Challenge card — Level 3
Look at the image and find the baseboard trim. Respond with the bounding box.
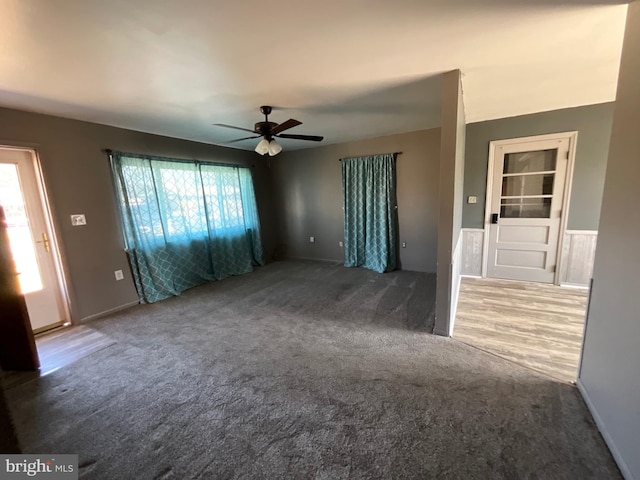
[560,283,590,289]
[433,328,450,337]
[33,321,65,335]
[78,300,140,323]
[280,255,342,264]
[576,379,633,480]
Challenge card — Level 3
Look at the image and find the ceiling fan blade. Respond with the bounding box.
[224,136,261,144]
[270,119,302,135]
[277,133,324,142]
[213,123,258,134]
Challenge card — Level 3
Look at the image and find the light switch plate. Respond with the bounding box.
[467,196,478,204]
[309,236,315,243]
[71,214,87,226]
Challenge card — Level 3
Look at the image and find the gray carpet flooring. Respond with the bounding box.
[5,260,620,479]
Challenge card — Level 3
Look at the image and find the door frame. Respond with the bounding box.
[481,131,578,285]
[0,144,72,330]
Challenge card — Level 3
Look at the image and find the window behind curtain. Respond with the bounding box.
[341,153,397,273]
[111,152,263,303]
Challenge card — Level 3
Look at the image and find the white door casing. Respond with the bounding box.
[0,147,68,331]
[483,133,576,284]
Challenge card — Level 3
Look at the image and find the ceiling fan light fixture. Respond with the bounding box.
[268,139,283,156]
[255,138,270,155]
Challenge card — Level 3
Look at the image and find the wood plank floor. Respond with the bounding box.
[453,277,588,383]
[2,325,116,389]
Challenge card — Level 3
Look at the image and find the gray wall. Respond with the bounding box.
[434,70,466,336]
[463,103,615,230]
[453,80,466,253]
[0,107,277,322]
[271,129,441,272]
[579,3,640,479]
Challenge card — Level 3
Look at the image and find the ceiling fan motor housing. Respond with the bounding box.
[255,121,277,137]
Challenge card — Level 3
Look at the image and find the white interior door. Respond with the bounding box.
[486,137,570,283]
[0,148,67,332]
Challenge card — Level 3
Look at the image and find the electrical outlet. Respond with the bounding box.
[71,214,87,226]
[309,236,315,243]
[339,241,343,247]
[467,196,478,204]
[114,270,124,281]
[402,242,407,248]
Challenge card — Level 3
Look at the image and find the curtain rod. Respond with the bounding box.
[102,149,255,168]
[338,151,403,161]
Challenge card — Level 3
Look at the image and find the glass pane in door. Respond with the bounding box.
[503,149,557,174]
[500,198,552,218]
[502,173,555,196]
[500,148,558,219]
[0,164,43,293]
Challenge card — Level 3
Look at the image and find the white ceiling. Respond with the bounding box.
[0,0,629,150]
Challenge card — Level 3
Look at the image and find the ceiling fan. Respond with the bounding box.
[213,106,324,156]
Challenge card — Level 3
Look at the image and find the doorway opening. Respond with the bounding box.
[454,132,593,383]
[0,146,69,334]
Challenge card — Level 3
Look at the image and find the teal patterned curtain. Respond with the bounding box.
[111,152,264,303]
[341,153,397,273]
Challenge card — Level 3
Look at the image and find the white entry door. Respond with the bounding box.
[0,147,68,332]
[486,135,572,283]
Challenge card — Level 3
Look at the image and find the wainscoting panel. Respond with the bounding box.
[460,229,484,277]
[461,228,597,287]
[559,231,598,287]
